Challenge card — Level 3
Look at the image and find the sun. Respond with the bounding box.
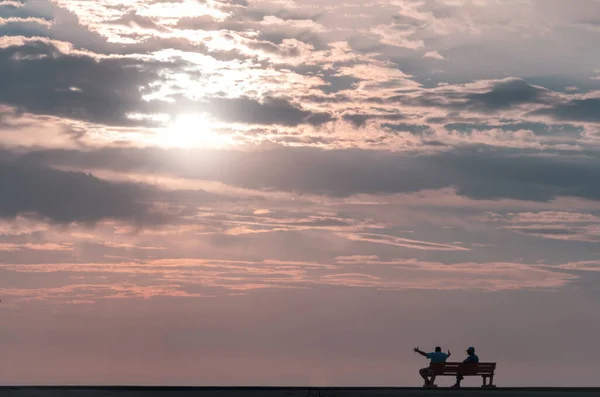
[158,114,229,148]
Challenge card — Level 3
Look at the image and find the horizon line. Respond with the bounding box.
[2,386,600,391]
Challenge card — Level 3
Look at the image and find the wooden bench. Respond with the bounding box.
[428,362,497,388]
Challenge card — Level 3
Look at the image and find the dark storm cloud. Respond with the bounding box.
[22,146,446,197]
[0,150,236,224]
[20,145,600,202]
[381,123,431,134]
[465,79,552,111]
[203,96,335,126]
[0,156,155,224]
[342,113,406,127]
[390,79,555,113]
[523,75,600,94]
[0,39,162,126]
[531,98,600,122]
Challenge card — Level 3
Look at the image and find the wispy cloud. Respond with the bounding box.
[0,243,72,251]
[337,232,469,251]
[554,261,600,272]
[488,211,600,242]
[0,255,579,304]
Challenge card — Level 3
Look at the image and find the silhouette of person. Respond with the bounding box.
[452,346,479,388]
[413,346,451,386]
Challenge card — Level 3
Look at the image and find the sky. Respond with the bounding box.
[1,0,600,387]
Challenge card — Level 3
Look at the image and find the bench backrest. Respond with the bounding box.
[430,362,496,375]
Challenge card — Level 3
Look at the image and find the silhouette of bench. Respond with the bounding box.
[429,362,497,388]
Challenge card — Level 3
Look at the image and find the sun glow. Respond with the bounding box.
[158,114,230,148]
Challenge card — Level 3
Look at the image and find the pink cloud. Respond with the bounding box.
[553,261,600,272]
[423,50,444,60]
[0,243,73,251]
[0,17,52,27]
[0,255,578,304]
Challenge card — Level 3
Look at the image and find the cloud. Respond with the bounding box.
[335,255,381,265]
[337,232,469,251]
[0,158,166,224]
[371,22,425,49]
[0,149,244,225]
[0,255,578,303]
[423,50,444,60]
[0,38,162,126]
[502,211,600,224]
[555,261,600,272]
[19,145,600,203]
[203,96,334,126]
[0,242,72,251]
[0,259,321,303]
[190,209,385,236]
[385,78,557,119]
[0,17,52,27]
[342,112,406,128]
[532,98,600,122]
[105,12,166,31]
[0,1,26,7]
[489,210,600,242]
[444,122,584,137]
[0,283,206,303]
[465,79,553,111]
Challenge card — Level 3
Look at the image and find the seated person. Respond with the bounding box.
[452,346,479,388]
[413,346,450,386]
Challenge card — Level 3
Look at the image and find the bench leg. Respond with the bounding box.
[481,375,496,389]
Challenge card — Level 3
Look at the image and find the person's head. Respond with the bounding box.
[466,346,475,355]
[435,346,442,352]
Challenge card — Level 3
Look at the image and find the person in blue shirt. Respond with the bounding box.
[413,346,451,386]
[452,346,479,388]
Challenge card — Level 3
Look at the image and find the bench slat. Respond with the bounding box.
[429,362,497,377]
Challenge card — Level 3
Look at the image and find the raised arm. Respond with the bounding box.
[413,347,427,357]
[447,350,451,358]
